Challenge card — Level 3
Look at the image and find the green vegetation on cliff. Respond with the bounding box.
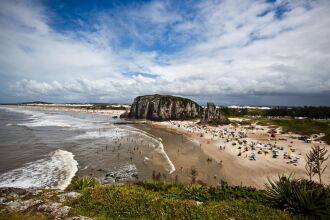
[130,94,204,120]
[66,180,298,220]
[135,94,200,107]
[130,94,231,123]
[2,175,329,219]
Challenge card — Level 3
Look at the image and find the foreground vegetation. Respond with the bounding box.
[66,181,296,220]
[8,146,325,219]
[62,177,319,219]
[265,175,330,219]
[64,168,330,220]
[1,175,329,219]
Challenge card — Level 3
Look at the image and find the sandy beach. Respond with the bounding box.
[149,120,330,188]
[15,104,127,118]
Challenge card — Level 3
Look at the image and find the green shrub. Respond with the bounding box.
[66,176,101,191]
[265,174,330,219]
[136,181,267,202]
[208,185,267,202]
[183,184,210,201]
[136,181,182,192]
[205,200,295,220]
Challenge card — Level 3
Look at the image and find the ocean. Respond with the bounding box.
[0,106,175,190]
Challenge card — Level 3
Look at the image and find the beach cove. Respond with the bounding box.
[2,104,329,189]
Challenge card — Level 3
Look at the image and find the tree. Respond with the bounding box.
[305,145,329,184]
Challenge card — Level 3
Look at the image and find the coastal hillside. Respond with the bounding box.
[128,94,229,124]
[1,176,329,219]
[0,180,296,220]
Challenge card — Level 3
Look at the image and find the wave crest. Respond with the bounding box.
[0,149,78,190]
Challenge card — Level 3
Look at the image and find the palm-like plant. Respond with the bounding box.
[265,174,330,219]
[67,176,101,191]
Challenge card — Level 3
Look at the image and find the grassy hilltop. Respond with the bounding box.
[1,175,329,219]
[65,181,294,220]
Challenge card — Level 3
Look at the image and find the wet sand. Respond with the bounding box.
[73,128,176,183]
[134,123,225,185]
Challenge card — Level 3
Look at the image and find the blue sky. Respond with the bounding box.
[0,0,329,105]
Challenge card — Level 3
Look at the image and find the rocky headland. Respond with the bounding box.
[127,94,229,124]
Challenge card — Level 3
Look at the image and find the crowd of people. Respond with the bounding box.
[167,120,302,166]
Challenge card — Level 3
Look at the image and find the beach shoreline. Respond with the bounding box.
[6,104,127,118]
[4,104,330,189]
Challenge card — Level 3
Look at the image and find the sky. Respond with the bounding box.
[0,0,329,106]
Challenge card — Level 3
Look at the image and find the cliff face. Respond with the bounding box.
[129,94,202,121]
[202,102,230,125]
[128,94,229,124]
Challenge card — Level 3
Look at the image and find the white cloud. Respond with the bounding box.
[0,0,330,104]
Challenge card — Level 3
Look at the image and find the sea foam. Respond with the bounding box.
[19,119,72,128]
[73,128,128,140]
[1,106,89,128]
[0,149,78,190]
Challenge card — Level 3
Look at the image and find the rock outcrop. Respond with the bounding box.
[202,102,230,125]
[127,94,229,124]
[129,94,202,121]
[0,187,87,220]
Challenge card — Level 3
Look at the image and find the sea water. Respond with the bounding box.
[0,106,174,189]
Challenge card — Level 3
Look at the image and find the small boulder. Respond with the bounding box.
[57,192,81,203]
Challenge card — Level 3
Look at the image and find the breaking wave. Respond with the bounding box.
[1,106,96,128]
[0,149,78,190]
[73,128,128,140]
